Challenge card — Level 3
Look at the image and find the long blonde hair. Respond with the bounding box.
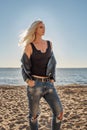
[18,20,43,47]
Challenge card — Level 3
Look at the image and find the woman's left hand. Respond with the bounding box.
[50,79,54,83]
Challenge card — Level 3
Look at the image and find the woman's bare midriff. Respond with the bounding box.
[32,75,49,79]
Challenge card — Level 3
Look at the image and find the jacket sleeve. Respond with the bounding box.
[46,51,57,81]
[20,52,33,82]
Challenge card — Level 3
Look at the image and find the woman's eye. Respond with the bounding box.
[40,26,44,28]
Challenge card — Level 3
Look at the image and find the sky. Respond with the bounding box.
[0,0,87,68]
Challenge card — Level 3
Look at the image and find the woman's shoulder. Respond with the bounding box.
[46,40,52,49]
[23,43,32,58]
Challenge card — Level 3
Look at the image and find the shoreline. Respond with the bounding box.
[0,83,87,87]
[0,84,87,130]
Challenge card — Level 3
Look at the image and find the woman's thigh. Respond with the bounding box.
[43,81,63,116]
[26,80,42,115]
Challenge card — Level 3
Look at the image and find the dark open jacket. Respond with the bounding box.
[21,51,56,82]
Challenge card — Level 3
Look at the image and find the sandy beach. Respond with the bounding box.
[0,84,87,130]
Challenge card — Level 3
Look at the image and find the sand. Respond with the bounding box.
[0,84,87,130]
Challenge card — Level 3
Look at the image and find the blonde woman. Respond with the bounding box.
[19,20,63,130]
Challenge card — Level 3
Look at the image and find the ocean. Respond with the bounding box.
[0,68,87,86]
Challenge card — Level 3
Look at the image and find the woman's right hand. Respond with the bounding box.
[27,80,36,87]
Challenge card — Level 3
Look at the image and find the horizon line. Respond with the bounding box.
[0,67,87,69]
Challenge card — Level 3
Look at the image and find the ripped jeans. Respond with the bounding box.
[27,80,63,130]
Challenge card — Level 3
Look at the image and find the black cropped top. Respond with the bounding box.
[30,40,51,76]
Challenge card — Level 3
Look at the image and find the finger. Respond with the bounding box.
[31,83,35,87]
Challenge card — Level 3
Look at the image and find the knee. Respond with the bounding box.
[29,114,39,123]
[57,111,63,120]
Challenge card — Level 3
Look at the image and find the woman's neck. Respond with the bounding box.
[34,35,43,44]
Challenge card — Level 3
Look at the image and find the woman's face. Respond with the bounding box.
[36,22,45,36]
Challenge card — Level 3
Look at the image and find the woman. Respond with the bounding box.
[19,20,63,130]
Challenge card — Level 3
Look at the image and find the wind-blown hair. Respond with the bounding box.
[18,20,43,47]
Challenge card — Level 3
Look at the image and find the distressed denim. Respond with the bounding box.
[26,80,63,130]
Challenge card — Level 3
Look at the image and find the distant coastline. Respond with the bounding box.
[0,67,87,69]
